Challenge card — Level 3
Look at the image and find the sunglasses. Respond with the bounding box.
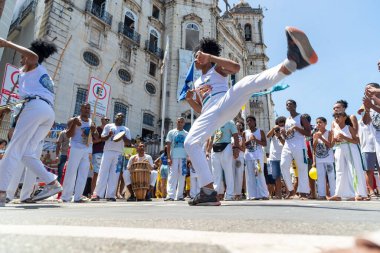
[102,118,110,122]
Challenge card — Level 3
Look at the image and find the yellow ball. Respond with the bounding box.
[309,167,318,180]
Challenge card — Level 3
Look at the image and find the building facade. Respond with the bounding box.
[0,0,274,147]
[0,0,17,60]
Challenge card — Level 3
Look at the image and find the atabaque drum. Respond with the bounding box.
[130,162,151,200]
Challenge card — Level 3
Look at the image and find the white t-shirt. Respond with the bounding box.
[166,129,188,159]
[269,137,283,161]
[359,119,376,152]
[370,110,380,142]
[127,154,154,169]
[70,118,92,152]
[193,65,228,102]
[19,64,55,105]
[102,123,131,153]
[314,130,334,163]
[284,114,306,148]
[244,128,263,161]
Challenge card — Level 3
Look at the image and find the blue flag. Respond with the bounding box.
[178,61,195,101]
[251,83,290,97]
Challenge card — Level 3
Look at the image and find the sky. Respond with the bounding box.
[219,0,380,126]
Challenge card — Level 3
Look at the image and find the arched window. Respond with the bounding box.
[149,28,160,50]
[185,23,200,51]
[244,24,252,41]
[124,10,136,30]
[143,113,154,127]
[113,102,128,125]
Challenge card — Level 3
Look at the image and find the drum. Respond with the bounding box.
[113,131,125,142]
[130,162,151,200]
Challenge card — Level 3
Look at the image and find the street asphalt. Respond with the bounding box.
[0,198,379,253]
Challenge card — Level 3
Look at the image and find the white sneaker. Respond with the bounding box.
[0,192,6,207]
[32,182,62,201]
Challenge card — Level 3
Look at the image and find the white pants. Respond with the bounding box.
[123,169,157,187]
[0,100,56,191]
[94,150,121,198]
[234,153,245,195]
[334,144,367,198]
[316,162,336,197]
[167,158,186,200]
[184,64,286,188]
[61,147,90,202]
[190,175,201,198]
[6,141,44,201]
[245,158,269,199]
[211,144,234,199]
[280,145,310,193]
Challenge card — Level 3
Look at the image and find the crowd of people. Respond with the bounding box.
[0,26,379,206]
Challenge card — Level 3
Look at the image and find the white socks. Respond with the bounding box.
[283,59,297,73]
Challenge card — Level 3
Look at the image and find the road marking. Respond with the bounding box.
[0,225,354,253]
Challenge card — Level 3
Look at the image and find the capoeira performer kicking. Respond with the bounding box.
[184,27,318,206]
[0,38,62,206]
[91,113,131,201]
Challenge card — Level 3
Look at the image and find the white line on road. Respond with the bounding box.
[0,225,354,253]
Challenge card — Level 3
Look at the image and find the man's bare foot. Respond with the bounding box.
[328,195,342,201]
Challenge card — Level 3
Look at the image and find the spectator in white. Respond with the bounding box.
[243,115,269,200]
[61,103,97,203]
[280,99,311,200]
[165,117,188,201]
[91,116,109,195]
[267,116,286,199]
[123,142,158,201]
[233,121,245,200]
[209,120,239,201]
[91,113,131,201]
[56,128,70,183]
[332,100,359,134]
[358,105,378,198]
[312,117,335,200]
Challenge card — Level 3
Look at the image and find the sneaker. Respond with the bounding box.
[127,196,136,202]
[20,198,36,204]
[176,198,185,201]
[5,198,11,203]
[285,26,318,69]
[164,197,174,201]
[74,197,88,203]
[188,187,221,206]
[32,181,62,201]
[106,198,116,202]
[0,192,6,207]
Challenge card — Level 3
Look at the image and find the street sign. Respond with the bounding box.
[87,77,111,118]
[1,64,20,106]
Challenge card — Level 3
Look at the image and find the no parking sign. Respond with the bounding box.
[1,64,20,106]
[87,77,111,118]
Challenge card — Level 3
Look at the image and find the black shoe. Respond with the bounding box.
[127,196,136,202]
[5,198,11,203]
[91,195,100,201]
[285,26,318,69]
[176,198,185,201]
[20,198,36,203]
[145,197,152,201]
[164,197,174,201]
[106,198,116,202]
[188,187,221,206]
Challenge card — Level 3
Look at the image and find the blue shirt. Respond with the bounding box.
[213,120,237,144]
[161,153,168,165]
[166,129,188,159]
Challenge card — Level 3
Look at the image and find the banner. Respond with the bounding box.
[87,77,111,118]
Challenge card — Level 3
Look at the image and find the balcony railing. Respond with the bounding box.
[145,40,163,59]
[85,0,113,26]
[118,22,141,46]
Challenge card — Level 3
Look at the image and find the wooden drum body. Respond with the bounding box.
[130,162,151,200]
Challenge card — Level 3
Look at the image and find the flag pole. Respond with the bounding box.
[160,37,169,150]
